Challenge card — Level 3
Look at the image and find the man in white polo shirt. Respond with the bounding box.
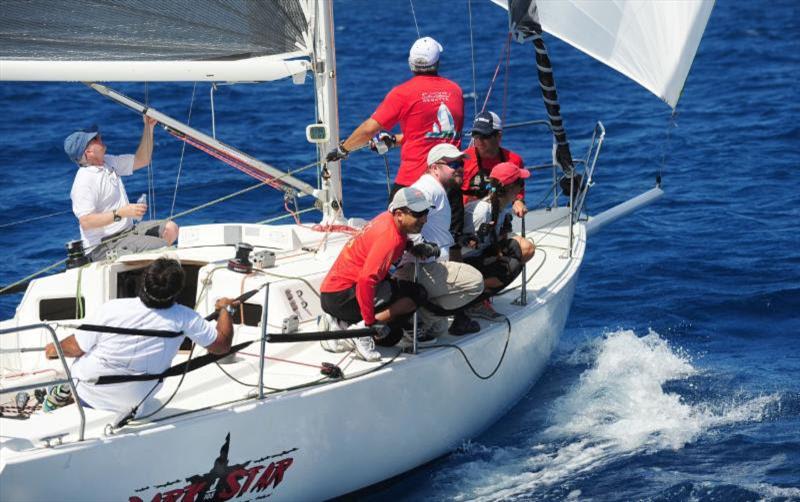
[393,143,484,338]
[65,117,179,261]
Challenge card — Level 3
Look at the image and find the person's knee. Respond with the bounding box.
[161,221,179,245]
[515,236,535,262]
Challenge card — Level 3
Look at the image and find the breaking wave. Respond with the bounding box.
[431,330,780,501]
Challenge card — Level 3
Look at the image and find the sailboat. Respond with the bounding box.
[0,1,714,500]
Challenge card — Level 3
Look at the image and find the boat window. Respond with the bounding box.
[116,264,201,308]
[39,297,86,321]
[234,303,263,327]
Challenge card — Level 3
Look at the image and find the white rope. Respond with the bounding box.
[144,82,156,220]
[409,0,421,38]
[468,0,478,116]
[169,82,198,219]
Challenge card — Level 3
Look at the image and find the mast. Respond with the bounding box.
[314,0,345,223]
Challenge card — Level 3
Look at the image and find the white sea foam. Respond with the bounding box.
[434,329,780,502]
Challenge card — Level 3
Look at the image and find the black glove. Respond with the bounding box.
[458,233,480,248]
[369,131,396,155]
[408,241,440,259]
[325,142,349,162]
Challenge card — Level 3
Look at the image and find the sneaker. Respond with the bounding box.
[467,299,503,321]
[344,336,381,362]
[342,321,381,362]
[448,312,481,336]
[318,313,350,353]
[400,324,439,348]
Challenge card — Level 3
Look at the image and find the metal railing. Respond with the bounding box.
[0,323,86,442]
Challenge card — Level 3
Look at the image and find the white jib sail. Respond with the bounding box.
[494,0,715,108]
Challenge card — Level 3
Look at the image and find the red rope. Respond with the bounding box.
[481,32,513,114]
[168,130,285,191]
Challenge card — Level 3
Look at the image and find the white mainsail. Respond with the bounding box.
[0,0,312,82]
[494,0,715,108]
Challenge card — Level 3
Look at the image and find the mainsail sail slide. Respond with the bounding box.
[0,0,311,82]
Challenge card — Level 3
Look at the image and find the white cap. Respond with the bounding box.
[408,37,443,70]
[427,143,467,166]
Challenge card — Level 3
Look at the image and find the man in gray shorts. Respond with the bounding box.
[65,117,179,261]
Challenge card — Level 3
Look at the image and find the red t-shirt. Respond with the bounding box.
[320,211,406,325]
[461,146,526,203]
[372,75,464,186]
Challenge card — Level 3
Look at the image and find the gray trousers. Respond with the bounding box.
[90,220,169,261]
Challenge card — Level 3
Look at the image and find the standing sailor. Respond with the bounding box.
[65,116,179,261]
[327,37,464,198]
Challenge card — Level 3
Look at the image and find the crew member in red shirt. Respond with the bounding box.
[319,187,432,360]
[462,111,527,217]
[326,37,464,198]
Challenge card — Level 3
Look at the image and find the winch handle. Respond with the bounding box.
[205,288,261,321]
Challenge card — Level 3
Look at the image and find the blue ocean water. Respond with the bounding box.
[1,1,798,500]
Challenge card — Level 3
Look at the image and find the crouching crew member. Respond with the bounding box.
[393,144,485,339]
[319,188,430,361]
[462,162,536,300]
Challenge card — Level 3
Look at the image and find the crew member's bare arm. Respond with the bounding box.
[133,117,158,169]
[204,298,236,354]
[78,203,147,229]
[45,335,85,359]
[341,118,383,152]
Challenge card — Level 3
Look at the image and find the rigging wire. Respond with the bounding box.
[169,82,198,219]
[0,210,71,229]
[408,0,421,38]
[144,82,155,220]
[481,34,512,114]
[467,0,478,116]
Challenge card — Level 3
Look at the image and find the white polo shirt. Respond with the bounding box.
[400,173,455,265]
[70,297,218,415]
[70,154,135,249]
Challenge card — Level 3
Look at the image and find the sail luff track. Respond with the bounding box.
[87,83,318,199]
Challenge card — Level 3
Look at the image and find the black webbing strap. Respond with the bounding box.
[94,340,254,385]
[266,328,376,343]
[76,324,183,338]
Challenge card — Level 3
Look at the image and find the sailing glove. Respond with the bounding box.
[326,142,349,162]
[369,131,397,155]
[408,241,441,259]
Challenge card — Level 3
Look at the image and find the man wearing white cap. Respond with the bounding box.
[327,36,464,197]
[392,144,484,338]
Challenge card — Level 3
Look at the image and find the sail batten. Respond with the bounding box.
[0,0,312,82]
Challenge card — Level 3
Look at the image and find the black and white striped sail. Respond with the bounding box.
[494,0,715,108]
[0,0,313,82]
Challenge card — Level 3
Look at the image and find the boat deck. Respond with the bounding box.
[0,207,582,455]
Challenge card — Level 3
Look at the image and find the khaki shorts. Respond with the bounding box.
[393,260,484,333]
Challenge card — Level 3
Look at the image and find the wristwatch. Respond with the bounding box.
[112,209,121,222]
[225,304,237,315]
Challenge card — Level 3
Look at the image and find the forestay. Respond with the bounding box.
[0,0,313,82]
[493,0,715,108]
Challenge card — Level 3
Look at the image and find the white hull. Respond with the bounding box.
[1,209,584,501]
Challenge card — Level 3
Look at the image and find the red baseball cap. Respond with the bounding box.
[490,162,530,186]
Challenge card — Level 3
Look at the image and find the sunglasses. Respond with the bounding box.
[472,132,497,140]
[405,208,429,218]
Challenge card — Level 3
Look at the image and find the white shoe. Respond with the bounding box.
[343,321,381,361]
[318,314,350,353]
